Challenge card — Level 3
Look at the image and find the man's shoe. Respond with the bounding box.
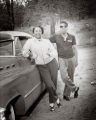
[57,103,62,108]
[63,96,70,101]
[56,98,61,108]
[74,87,79,98]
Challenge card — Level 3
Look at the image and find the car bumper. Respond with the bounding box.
[0,107,6,120]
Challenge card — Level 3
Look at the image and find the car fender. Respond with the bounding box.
[6,95,25,115]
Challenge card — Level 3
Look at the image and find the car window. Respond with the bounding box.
[19,36,30,47]
[0,41,13,56]
[15,37,22,56]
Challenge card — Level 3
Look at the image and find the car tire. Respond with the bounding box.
[7,105,16,120]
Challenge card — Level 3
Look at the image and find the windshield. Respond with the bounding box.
[0,41,13,56]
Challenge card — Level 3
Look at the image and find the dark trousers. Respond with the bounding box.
[37,59,58,103]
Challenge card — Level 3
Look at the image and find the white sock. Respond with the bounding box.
[56,98,60,104]
[49,103,54,107]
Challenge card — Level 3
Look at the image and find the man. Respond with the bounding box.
[22,26,61,111]
[50,21,79,101]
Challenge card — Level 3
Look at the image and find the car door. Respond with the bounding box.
[14,36,44,111]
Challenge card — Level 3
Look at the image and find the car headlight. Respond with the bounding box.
[0,107,6,120]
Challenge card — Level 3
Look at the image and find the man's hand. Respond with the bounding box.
[75,60,78,67]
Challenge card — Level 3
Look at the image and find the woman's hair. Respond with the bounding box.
[32,26,44,34]
[60,21,68,28]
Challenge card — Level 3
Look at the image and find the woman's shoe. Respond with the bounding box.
[50,106,55,112]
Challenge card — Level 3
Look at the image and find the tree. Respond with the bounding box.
[2,0,15,30]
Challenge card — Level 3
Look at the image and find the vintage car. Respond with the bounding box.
[0,31,45,120]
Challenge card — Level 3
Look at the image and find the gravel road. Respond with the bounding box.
[20,46,96,120]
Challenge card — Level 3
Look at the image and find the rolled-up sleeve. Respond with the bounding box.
[50,35,56,43]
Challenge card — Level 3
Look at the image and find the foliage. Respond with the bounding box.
[0,0,96,30]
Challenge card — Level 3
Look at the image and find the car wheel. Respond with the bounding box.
[7,105,16,120]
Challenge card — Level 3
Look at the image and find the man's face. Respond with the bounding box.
[60,23,68,34]
[34,27,42,39]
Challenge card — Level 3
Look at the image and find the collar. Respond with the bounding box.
[61,33,68,41]
[33,37,43,42]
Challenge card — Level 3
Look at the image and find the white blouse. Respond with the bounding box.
[22,37,58,65]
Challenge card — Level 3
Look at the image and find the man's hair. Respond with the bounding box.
[32,26,44,34]
[60,21,68,28]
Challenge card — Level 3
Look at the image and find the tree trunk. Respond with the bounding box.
[11,0,15,30]
[50,14,55,35]
[5,0,14,30]
[6,0,11,17]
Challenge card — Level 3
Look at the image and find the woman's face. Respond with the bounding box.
[34,27,42,39]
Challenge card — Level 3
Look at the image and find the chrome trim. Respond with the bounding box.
[0,56,15,57]
[0,107,6,120]
[24,82,41,98]
[13,41,15,56]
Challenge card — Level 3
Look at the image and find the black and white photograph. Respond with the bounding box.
[0,0,96,120]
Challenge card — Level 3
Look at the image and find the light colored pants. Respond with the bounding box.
[59,56,76,97]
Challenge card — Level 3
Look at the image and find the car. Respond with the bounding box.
[0,31,45,120]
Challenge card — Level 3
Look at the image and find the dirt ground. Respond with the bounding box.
[22,46,96,120]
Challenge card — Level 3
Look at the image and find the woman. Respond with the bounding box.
[22,26,61,111]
